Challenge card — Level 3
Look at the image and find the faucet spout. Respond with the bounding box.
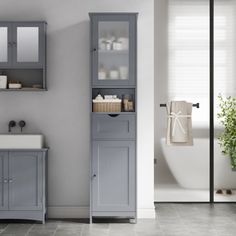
[8,120,16,133]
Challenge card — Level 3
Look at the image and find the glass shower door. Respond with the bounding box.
[214,0,236,202]
[155,0,210,202]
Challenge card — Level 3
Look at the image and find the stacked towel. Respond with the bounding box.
[166,101,193,146]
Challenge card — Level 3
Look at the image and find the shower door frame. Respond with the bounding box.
[209,0,214,204]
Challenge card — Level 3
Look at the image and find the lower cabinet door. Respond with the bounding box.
[0,152,8,210]
[92,141,135,212]
[8,152,43,210]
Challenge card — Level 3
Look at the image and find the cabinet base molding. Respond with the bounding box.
[48,207,155,219]
[48,206,135,219]
[0,211,46,223]
[92,211,136,217]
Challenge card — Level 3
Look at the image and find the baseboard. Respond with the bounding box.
[137,207,156,219]
[48,206,89,218]
[48,206,156,219]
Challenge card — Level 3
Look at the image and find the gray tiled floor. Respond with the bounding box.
[1,204,236,236]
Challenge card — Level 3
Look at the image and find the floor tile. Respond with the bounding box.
[1,204,236,236]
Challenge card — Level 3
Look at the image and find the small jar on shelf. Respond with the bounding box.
[122,94,134,112]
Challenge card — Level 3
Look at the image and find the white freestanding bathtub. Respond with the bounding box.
[160,138,236,189]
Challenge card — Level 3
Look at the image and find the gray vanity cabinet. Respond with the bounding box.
[0,149,47,223]
[0,22,46,68]
[8,152,43,211]
[0,152,8,210]
[92,141,135,213]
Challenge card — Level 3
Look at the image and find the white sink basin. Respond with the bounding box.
[0,134,44,149]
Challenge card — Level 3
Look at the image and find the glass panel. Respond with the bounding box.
[214,0,236,202]
[17,27,39,62]
[154,0,209,202]
[98,21,129,80]
[0,27,8,62]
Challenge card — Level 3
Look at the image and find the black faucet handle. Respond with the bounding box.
[19,120,26,132]
[8,120,16,132]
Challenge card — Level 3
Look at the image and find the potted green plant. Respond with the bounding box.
[217,95,236,171]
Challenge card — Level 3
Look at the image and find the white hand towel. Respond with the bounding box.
[166,101,193,146]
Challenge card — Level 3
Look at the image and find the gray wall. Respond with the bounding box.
[0,0,155,218]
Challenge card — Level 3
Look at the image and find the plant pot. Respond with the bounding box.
[230,155,236,171]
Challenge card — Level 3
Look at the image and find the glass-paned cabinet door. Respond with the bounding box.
[12,23,45,68]
[91,14,137,86]
[0,23,11,68]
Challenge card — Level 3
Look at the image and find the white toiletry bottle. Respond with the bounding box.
[0,74,7,89]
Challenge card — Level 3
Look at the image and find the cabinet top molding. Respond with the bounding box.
[0,148,49,151]
[0,21,47,24]
[89,12,138,17]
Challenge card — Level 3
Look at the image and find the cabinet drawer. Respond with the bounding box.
[92,114,135,139]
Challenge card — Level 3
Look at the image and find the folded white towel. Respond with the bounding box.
[166,101,193,146]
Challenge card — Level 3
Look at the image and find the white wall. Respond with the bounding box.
[0,0,155,218]
[154,0,174,185]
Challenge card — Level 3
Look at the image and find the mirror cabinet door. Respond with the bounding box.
[16,26,39,63]
[12,23,44,67]
[0,26,10,66]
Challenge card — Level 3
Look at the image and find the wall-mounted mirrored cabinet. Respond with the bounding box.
[0,22,46,91]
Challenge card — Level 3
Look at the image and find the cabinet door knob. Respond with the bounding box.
[93,48,97,52]
[4,179,8,183]
[9,179,13,183]
[93,174,97,178]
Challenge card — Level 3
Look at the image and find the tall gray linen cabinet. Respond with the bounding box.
[89,13,138,223]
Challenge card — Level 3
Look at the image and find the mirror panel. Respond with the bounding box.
[0,27,8,62]
[17,27,39,62]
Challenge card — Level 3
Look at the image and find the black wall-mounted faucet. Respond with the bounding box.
[8,120,16,133]
[19,120,26,132]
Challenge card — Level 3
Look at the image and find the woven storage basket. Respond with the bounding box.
[93,100,121,112]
